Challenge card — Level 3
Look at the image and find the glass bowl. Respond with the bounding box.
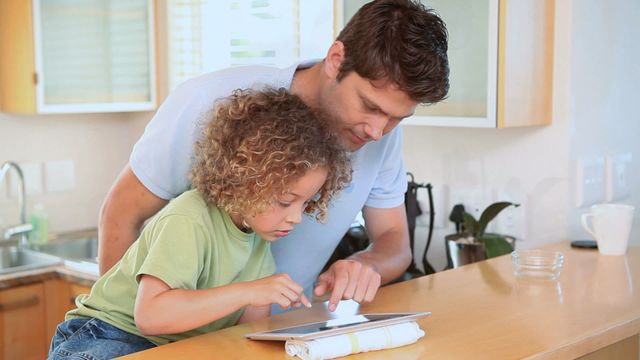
[511,250,564,280]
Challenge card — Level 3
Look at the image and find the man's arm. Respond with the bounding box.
[355,205,412,282]
[98,165,168,274]
[314,205,411,311]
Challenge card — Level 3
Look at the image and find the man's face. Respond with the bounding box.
[320,72,417,151]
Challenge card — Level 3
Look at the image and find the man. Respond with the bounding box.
[99,0,449,312]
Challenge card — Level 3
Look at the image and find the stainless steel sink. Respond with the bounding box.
[0,236,99,276]
[0,246,63,275]
[30,237,98,263]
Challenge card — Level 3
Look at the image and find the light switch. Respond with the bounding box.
[576,157,605,207]
[605,153,632,201]
[45,160,76,193]
[9,162,43,197]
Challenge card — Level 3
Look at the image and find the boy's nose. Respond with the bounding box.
[287,209,303,224]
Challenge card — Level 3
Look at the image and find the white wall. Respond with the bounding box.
[404,0,639,272]
[403,123,571,271]
[567,0,640,246]
[0,111,151,233]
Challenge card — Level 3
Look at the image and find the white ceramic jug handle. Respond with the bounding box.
[581,213,597,239]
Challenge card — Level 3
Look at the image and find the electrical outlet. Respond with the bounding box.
[45,160,76,193]
[605,153,632,201]
[576,157,605,207]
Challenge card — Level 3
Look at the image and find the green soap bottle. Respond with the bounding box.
[29,203,49,245]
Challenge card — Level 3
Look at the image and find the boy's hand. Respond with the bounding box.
[246,274,312,309]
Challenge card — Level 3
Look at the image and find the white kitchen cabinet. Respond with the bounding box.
[0,0,156,114]
[339,0,554,128]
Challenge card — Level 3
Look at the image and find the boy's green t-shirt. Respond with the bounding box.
[67,190,276,345]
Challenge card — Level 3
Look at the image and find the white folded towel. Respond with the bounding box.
[285,321,425,360]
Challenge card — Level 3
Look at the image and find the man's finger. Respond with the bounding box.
[314,279,329,296]
[314,272,332,296]
[328,271,349,311]
[363,272,382,303]
[342,263,362,300]
[352,268,373,303]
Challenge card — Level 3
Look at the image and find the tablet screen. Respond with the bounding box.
[245,312,431,340]
[269,314,407,334]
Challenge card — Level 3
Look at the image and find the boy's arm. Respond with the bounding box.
[98,165,168,274]
[237,305,271,324]
[134,273,310,335]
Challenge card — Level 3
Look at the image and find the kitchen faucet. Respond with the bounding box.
[0,161,33,246]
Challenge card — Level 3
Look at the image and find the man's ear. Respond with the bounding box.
[324,41,345,79]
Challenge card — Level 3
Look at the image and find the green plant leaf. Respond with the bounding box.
[481,234,514,258]
[463,212,478,236]
[477,202,520,236]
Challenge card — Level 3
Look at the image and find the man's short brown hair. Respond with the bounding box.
[337,0,449,104]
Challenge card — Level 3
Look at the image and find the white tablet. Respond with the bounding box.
[244,311,431,341]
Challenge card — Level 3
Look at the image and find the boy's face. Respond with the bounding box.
[320,71,417,151]
[246,167,328,242]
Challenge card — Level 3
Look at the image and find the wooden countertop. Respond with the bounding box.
[121,242,640,359]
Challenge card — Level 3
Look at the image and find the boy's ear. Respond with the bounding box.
[324,41,345,80]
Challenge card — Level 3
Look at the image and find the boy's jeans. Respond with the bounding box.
[48,317,155,360]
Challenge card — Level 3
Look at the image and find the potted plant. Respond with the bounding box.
[445,202,519,268]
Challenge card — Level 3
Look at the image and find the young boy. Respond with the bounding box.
[47,89,351,359]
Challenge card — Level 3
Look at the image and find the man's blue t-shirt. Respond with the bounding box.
[130,62,407,302]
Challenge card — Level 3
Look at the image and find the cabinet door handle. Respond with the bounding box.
[0,295,40,311]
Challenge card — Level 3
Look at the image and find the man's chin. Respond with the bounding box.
[347,142,366,151]
[341,132,368,151]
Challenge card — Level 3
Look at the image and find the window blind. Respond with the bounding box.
[39,0,151,105]
[166,0,334,91]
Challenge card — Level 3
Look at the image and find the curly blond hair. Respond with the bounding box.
[191,88,352,222]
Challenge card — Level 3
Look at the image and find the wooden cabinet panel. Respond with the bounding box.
[0,0,37,112]
[43,279,92,343]
[43,279,71,343]
[0,283,47,360]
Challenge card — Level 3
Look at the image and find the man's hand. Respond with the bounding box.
[315,205,412,312]
[313,259,381,312]
[247,274,312,309]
